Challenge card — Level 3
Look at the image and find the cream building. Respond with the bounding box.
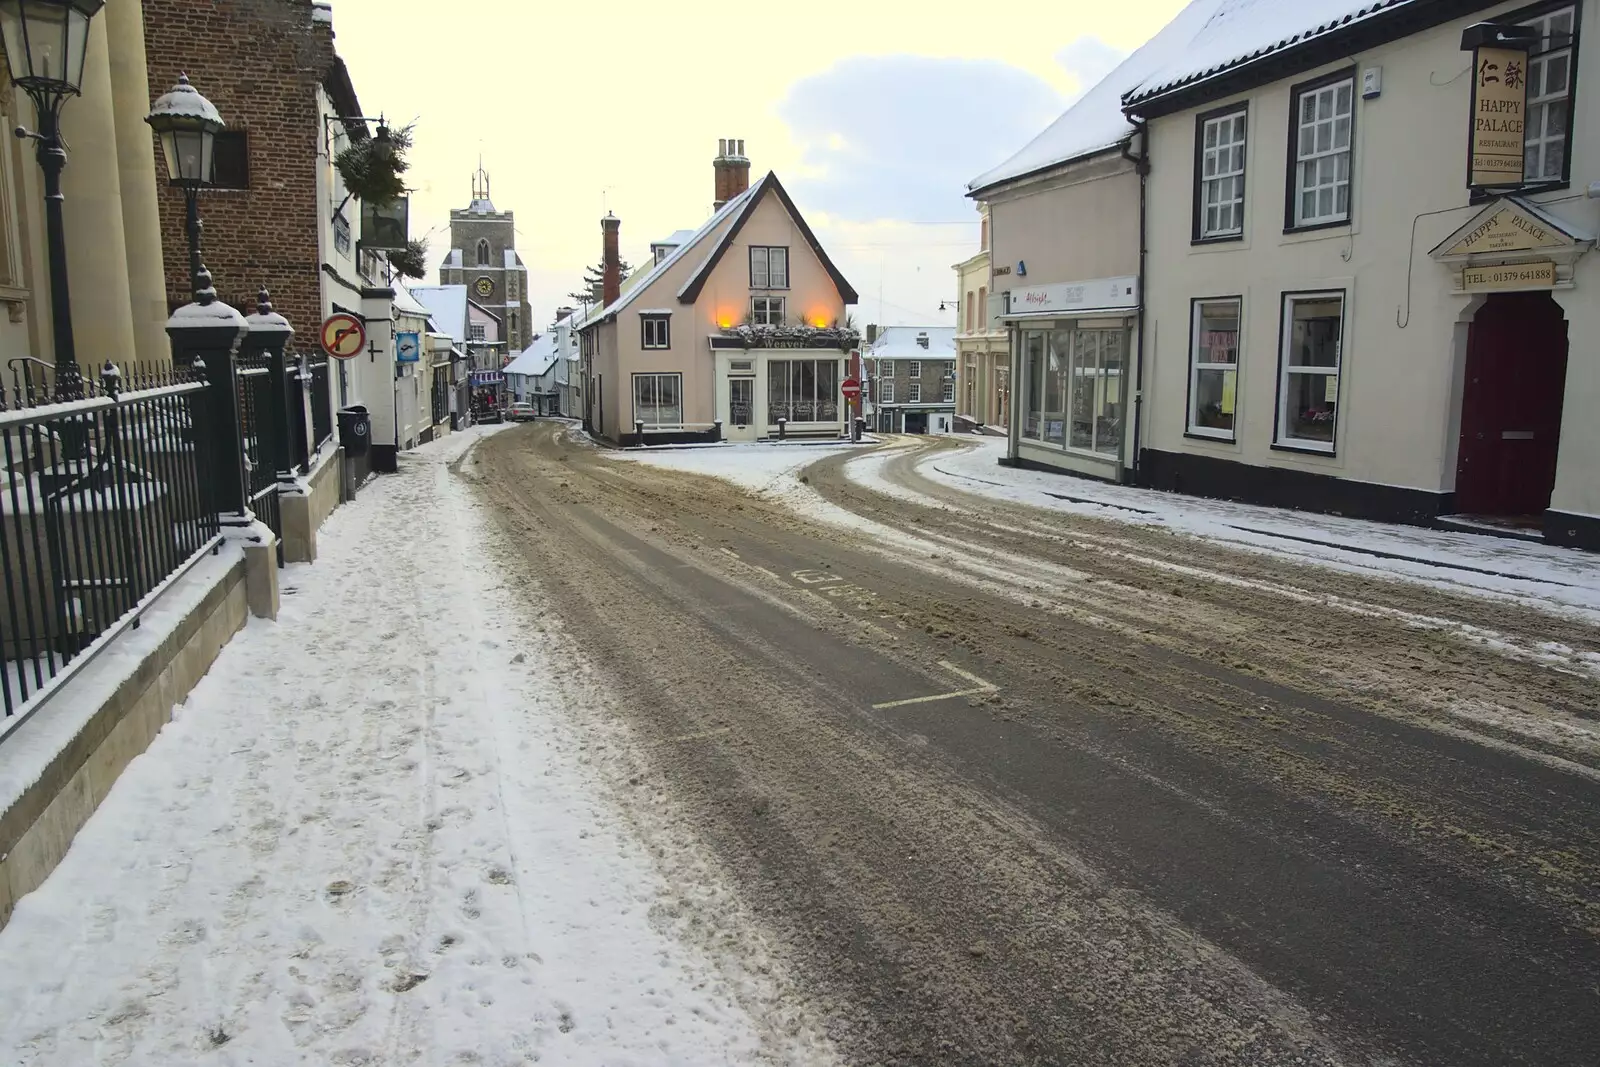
[581,144,859,444]
[0,0,167,384]
[1127,0,1598,550]
[966,3,1219,482]
[952,206,1009,432]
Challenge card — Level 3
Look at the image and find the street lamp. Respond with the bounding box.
[0,0,106,400]
[145,73,223,303]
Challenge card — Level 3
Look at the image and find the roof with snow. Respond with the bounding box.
[866,326,957,359]
[504,334,559,378]
[392,286,432,319]
[968,0,1225,194]
[1125,0,1416,109]
[652,229,697,250]
[586,184,761,325]
[408,285,469,343]
[504,248,523,269]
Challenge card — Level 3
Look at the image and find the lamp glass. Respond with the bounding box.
[0,0,99,93]
[160,126,213,185]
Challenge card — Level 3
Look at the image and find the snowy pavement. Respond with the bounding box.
[0,426,836,1066]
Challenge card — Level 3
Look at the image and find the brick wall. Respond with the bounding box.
[881,356,956,404]
[143,0,336,338]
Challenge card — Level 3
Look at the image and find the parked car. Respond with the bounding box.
[508,402,536,422]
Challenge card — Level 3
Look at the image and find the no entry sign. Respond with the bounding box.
[320,313,366,360]
[840,377,861,400]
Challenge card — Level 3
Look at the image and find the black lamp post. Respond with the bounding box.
[0,0,106,401]
[145,73,223,303]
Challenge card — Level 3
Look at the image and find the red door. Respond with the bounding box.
[1455,292,1569,516]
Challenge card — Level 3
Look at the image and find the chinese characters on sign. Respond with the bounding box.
[1468,45,1529,187]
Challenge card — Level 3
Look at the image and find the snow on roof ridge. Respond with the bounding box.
[1126,0,1411,105]
[967,0,1228,194]
[589,183,761,324]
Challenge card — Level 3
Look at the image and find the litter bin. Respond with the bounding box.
[338,405,371,457]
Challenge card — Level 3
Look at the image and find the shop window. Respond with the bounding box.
[1188,298,1242,439]
[1276,291,1344,451]
[767,358,839,423]
[750,246,789,289]
[751,295,785,325]
[641,314,670,350]
[1524,5,1577,184]
[633,372,683,428]
[1287,72,1354,229]
[1195,105,1247,240]
[1020,326,1126,455]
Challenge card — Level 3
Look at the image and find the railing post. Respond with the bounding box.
[166,282,250,529]
[289,354,311,472]
[243,289,297,493]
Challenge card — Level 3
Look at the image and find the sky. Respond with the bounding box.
[329,0,1191,339]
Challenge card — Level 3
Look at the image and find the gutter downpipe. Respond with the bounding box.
[1121,119,1150,485]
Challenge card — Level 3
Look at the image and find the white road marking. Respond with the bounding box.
[871,660,999,710]
[720,548,740,559]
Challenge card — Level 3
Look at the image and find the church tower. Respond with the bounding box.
[438,163,534,351]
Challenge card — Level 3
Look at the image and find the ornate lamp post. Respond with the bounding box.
[145,73,223,302]
[0,0,106,400]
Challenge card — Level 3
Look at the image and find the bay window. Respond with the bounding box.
[1289,72,1354,229]
[768,358,840,423]
[1276,291,1344,451]
[633,372,682,428]
[1188,298,1241,439]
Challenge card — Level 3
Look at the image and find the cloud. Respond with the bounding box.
[777,56,1063,224]
[1056,36,1128,104]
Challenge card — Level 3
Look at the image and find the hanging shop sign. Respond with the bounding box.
[1462,260,1556,291]
[396,331,421,363]
[1461,23,1540,189]
[360,195,410,252]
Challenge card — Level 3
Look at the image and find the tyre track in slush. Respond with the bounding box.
[469,424,1600,1067]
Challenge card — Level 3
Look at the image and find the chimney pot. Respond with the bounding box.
[712,137,752,212]
[718,138,727,156]
[736,139,745,157]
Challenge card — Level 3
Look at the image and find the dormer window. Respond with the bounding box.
[750,246,788,289]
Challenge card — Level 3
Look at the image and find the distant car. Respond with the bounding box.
[508,402,536,422]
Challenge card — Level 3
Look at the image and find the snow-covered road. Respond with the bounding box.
[0,427,836,1066]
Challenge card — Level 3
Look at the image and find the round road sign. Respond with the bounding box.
[320,313,366,360]
[840,377,861,399]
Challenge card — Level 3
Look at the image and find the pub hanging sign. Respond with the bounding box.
[1462,22,1542,189]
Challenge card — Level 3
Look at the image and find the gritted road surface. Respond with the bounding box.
[467,423,1600,1067]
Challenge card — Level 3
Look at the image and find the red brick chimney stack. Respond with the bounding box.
[601,213,621,307]
[712,138,750,211]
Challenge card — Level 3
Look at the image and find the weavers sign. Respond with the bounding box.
[1462,23,1541,189]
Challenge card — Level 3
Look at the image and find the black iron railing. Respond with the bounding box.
[0,361,218,719]
[235,360,283,565]
[308,358,332,454]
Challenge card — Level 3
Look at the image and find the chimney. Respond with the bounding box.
[917,331,929,349]
[713,137,751,211]
[601,213,621,307]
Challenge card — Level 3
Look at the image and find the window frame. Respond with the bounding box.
[468,322,486,341]
[751,295,785,325]
[1516,0,1581,190]
[640,314,670,350]
[908,381,922,403]
[1283,68,1357,233]
[749,245,790,290]
[211,129,249,190]
[1192,103,1249,243]
[942,380,956,403]
[1185,296,1243,442]
[908,360,922,378]
[632,371,684,429]
[476,239,491,266]
[880,378,894,404]
[1272,288,1347,454]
